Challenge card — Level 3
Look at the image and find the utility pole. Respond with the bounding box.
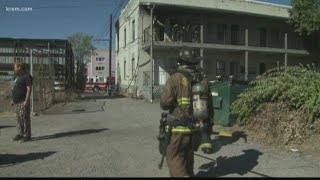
[150,5,155,103]
[108,14,113,96]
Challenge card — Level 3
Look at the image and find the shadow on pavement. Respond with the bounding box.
[0,151,56,167]
[31,128,109,141]
[195,149,269,177]
[80,93,126,100]
[210,131,248,154]
[42,109,105,115]
[0,125,15,129]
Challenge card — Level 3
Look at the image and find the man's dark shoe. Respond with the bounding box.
[12,134,23,141]
[19,137,31,143]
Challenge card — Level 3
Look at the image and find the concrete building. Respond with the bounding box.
[87,48,116,83]
[115,0,320,102]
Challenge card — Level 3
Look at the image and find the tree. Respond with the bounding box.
[68,32,96,90]
[288,0,320,36]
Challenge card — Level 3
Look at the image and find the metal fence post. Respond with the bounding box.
[30,49,35,114]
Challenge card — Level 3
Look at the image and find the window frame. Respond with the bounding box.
[124,28,127,47]
[132,19,136,41]
[124,59,127,80]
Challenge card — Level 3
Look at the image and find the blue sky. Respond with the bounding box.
[0,0,291,48]
[0,0,125,48]
[258,0,291,5]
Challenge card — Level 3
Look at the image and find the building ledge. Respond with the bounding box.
[143,41,310,55]
[139,0,290,19]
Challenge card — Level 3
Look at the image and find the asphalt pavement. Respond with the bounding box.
[1,93,320,177]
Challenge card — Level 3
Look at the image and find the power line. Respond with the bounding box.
[113,0,127,19]
[94,1,119,41]
[95,0,127,43]
[95,17,111,41]
[101,0,126,42]
[96,0,124,41]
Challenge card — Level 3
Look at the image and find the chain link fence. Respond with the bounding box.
[153,85,165,103]
[142,70,171,103]
[0,39,74,113]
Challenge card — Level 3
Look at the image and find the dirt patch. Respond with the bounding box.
[0,111,15,118]
[231,102,320,152]
[297,120,320,155]
[53,90,81,104]
[0,81,14,113]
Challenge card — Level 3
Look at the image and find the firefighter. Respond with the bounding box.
[160,48,211,177]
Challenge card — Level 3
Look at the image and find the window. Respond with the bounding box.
[132,19,135,41]
[132,57,135,79]
[124,28,127,47]
[217,24,227,42]
[124,59,126,80]
[96,57,105,62]
[95,66,105,71]
[99,77,104,82]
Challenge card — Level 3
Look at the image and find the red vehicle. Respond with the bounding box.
[85,76,115,93]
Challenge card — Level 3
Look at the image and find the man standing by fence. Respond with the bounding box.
[11,60,33,143]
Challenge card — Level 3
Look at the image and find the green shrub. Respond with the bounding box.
[231,64,320,126]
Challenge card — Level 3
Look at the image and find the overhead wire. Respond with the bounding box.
[96,0,127,43]
[95,0,127,43]
[15,1,117,44]
[95,0,121,42]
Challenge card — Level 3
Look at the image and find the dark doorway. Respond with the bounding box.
[259,63,266,75]
[230,62,237,77]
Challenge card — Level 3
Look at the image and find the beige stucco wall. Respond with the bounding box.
[87,49,116,81]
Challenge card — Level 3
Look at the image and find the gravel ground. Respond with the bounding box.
[1,95,320,177]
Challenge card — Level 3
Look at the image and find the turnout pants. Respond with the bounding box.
[166,133,194,177]
[14,102,31,138]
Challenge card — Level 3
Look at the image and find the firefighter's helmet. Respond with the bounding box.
[178,48,202,65]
